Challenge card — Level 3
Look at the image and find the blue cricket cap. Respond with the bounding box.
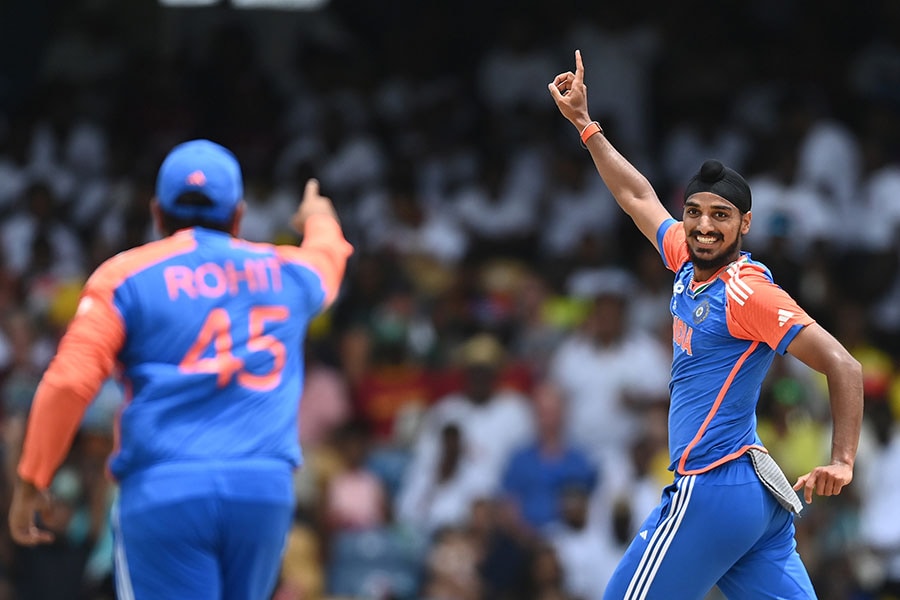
[155,139,243,223]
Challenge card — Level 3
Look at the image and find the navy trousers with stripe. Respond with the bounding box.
[603,456,816,600]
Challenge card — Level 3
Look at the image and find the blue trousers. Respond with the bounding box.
[603,456,816,599]
[111,460,294,600]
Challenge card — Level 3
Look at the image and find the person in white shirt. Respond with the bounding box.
[405,334,534,501]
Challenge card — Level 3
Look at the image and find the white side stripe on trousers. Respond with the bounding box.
[624,475,697,600]
[111,502,136,600]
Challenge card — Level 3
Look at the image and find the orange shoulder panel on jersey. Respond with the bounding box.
[661,221,689,273]
[18,233,197,490]
[721,259,815,352]
[275,214,353,308]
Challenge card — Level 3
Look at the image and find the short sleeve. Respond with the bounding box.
[723,262,815,353]
[657,219,689,272]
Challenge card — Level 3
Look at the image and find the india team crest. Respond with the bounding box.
[693,299,710,324]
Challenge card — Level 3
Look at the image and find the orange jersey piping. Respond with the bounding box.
[676,340,763,475]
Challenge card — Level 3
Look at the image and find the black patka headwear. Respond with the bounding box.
[683,159,752,213]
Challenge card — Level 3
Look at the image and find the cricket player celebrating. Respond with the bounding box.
[9,139,353,600]
[549,51,863,599]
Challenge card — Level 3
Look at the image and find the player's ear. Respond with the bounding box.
[741,211,752,235]
[150,199,164,235]
[230,201,245,237]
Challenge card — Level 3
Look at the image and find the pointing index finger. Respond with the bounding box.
[304,178,319,199]
[574,49,584,85]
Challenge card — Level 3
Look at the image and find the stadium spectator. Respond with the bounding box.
[500,381,598,533]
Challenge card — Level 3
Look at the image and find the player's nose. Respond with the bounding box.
[697,214,716,232]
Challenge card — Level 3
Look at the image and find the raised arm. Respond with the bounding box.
[548,50,672,250]
[286,178,353,309]
[785,323,864,503]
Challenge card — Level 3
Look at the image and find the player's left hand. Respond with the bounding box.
[8,479,55,546]
[291,178,338,234]
[792,462,853,504]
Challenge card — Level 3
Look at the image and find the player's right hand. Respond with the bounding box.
[548,49,592,130]
[8,479,54,546]
[291,178,338,234]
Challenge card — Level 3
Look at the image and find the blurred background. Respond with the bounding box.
[0,0,899,598]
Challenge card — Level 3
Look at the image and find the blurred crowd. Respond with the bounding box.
[1,0,900,599]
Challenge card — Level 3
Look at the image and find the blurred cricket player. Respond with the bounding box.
[9,139,353,600]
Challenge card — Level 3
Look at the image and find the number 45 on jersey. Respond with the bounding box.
[180,305,289,391]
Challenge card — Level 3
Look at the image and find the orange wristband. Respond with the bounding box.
[580,121,603,147]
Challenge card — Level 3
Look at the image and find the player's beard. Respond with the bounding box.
[688,232,741,272]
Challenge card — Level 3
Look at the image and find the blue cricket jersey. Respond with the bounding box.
[18,215,352,490]
[656,219,814,474]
